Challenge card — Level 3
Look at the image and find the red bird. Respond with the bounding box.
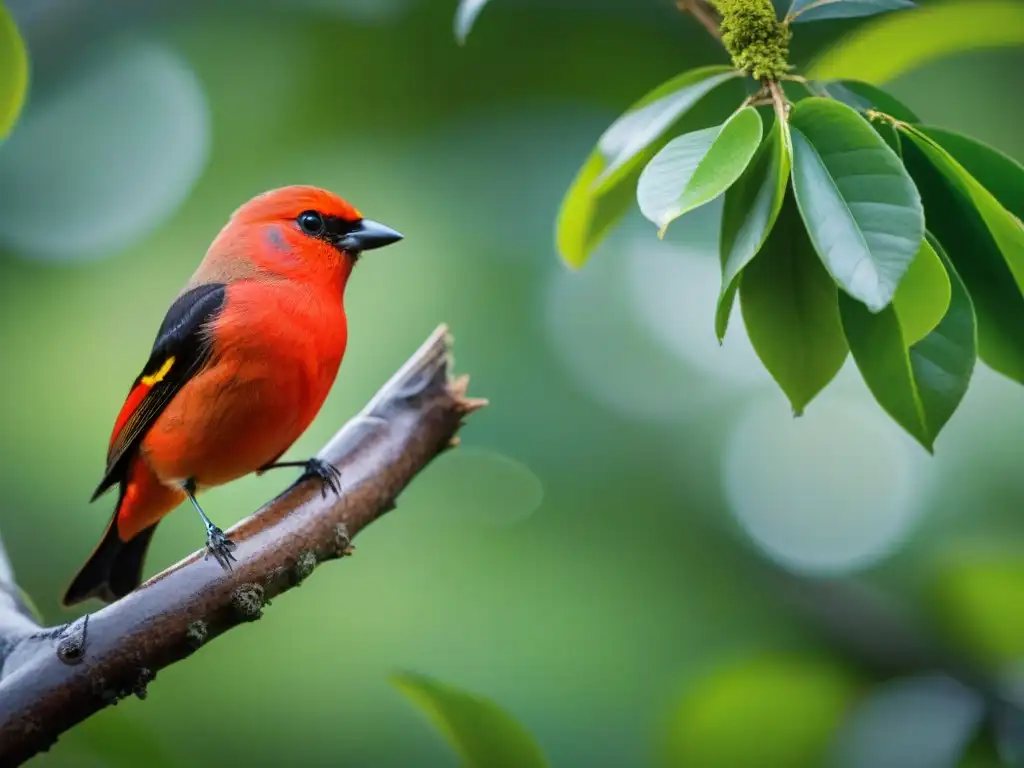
[63,186,403,606]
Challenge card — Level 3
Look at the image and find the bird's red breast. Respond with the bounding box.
[100,186,379,540]
[65,184,403,606]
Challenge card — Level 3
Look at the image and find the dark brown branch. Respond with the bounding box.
[0,324,486,767]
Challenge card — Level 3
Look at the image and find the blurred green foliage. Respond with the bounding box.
[393,672,548,767]
[805,0,1024,80]
[0,0,27,139]
[660,653,864,767]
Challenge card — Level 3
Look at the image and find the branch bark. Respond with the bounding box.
[0,324,485,767]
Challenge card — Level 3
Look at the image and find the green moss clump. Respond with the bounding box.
[710,0,791,81]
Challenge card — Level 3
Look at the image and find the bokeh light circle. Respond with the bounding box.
[0,38,210,262]
[401,446,545,528]
[624,208,772,390]
[829,674,985,768]
[723,390,931,575]
[544,232,711,423]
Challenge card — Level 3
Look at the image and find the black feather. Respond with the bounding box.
[90,283,227,501]
[63,480,159,606]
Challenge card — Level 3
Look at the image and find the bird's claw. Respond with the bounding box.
[300,458,343,499]
[204,525,237,571]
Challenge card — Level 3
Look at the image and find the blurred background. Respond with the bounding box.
[0,0,1022,765]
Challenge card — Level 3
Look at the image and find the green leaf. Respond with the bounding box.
[789,97,924,312]
[806,0,1024,82]
[0,0,28,141]
[392,672,548,768]
[556,153,636,269]
[914,126,1024,220]
[790,0,915,24]
[780,79,817,106]
[454,0,493,45]
[740,188,849,415]
[899,127,1024,383]
[818,80,920,122]
[900,238,976,438]
[638,107,763,235]
[661,654,862,768]
[892,233,951,346]
[716,113,791,341]
[593,67,741,194]
[900,127,1023,301]
[839,235,975,451]
[556,66,741,269]
[870,117,902,157]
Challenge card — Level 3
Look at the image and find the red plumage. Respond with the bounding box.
[63,185,403,606]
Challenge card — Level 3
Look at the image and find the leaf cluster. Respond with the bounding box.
[455,0,1024,452]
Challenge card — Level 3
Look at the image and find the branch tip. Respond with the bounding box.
[459,397,489,415]
[448,373,470,398]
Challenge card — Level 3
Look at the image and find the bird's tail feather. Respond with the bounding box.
[62,485,157,607]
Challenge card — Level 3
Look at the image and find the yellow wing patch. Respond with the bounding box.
[140,356,175,387]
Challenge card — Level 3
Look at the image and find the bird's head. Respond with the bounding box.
[200,185,403,291]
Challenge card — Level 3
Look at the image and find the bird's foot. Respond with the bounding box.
[300,458,343,499]
[204,524,237,571]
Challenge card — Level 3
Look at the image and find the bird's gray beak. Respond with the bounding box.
[336,218,404,253]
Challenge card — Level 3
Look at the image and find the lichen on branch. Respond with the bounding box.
[708,0,791,81]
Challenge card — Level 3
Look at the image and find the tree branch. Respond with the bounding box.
[0,324,486,767]
[0,532,41,679]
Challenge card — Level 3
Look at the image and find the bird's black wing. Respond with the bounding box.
[90,282,227,501]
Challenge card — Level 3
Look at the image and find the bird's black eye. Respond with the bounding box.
[297,210,325,236]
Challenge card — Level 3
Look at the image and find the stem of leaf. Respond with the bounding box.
[742,91,775,109]
[677,2,794,122]
[768,80,789,124]
[803,79,835,99]
[742,85,768,106]
[866,109,905,129]
[785,0,834,23]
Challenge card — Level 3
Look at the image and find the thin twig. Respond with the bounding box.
[676,0,723,43]
[741,85,771,109]
[767,79,790,125]
[0,324,486,767]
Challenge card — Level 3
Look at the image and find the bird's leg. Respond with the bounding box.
[182,479,237,571]
[257,458,343,499]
